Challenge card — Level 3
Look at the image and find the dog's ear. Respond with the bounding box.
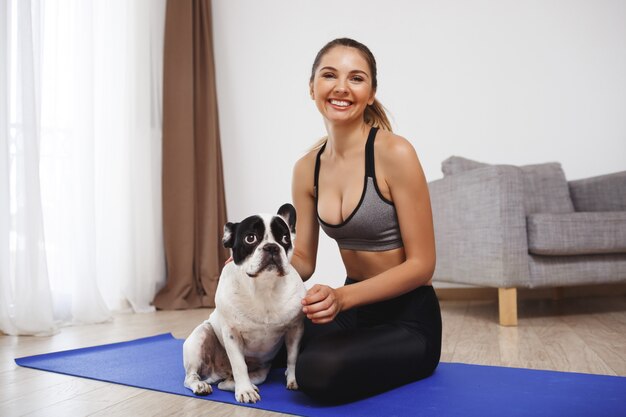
[277,203,296,233]
[222,222,237,248]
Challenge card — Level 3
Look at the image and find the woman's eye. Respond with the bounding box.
[282,235,290,245]
[322,72,335,79]
[244,234,257,244]
[351,76,364,82]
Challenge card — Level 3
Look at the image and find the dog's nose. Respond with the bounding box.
[263,244,280,255]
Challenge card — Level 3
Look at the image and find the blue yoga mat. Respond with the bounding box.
[15,333,626,417]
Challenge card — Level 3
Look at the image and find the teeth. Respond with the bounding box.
[330,99,351,107]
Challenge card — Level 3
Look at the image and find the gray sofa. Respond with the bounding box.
[428,156,626,325]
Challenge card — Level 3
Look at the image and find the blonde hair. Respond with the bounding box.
[365,100,392,131]
[308,38,392,152]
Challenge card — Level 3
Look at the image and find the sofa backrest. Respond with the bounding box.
[442,156,575,215]
[569,171,626,212]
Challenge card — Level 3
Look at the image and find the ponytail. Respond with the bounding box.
[364,99,392,132]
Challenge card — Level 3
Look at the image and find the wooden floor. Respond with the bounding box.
[1,295,625,416]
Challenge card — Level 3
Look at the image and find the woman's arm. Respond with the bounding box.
[290,153,320,280]
[302,135,436,322]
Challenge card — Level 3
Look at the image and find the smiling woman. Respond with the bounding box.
[281,38,442,403]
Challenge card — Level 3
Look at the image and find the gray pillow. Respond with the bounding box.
[520,162,575,214]
[441,156,574,214]
[441,156,489,176]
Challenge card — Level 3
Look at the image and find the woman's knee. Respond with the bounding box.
[295,350,347,401]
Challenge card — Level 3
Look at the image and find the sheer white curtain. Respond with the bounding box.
[0,0,56,336]
[1,0,166,336]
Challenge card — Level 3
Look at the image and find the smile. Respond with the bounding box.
[328,99,352,108]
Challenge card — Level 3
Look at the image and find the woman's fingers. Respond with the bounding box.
[301,284,340,322]
[310,316,334,324]
[301,284,328,306]
[303,294,334,315]
[306,302,337,319]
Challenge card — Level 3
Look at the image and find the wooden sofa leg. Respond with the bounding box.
[498,288,518,326]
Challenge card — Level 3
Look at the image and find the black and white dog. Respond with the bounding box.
[183,204,306,403]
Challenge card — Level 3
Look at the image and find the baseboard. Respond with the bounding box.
[434,283,626,301]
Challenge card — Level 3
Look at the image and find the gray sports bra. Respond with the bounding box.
[314,127,404,252]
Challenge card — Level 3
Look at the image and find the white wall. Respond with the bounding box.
[212,0,626,288]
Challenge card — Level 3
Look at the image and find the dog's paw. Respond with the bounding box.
[285,369,299,390]
[190,380,213,396]
[286,379,299,390]
[218,379,235,391]
[235,383,261,403]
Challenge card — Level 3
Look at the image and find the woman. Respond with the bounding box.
[290,38,442,403]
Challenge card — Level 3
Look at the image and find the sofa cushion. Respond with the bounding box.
[527,212,626,255]
[441,156,574,214]
[521,162,575,214]
[569,171,626,212]
[441,156,490,176]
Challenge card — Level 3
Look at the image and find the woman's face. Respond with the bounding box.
[310,46,376,126]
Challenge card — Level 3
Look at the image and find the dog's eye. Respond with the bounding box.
[244,234,257,244]
[282,235,290,245]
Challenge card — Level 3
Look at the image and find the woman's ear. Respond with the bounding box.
[309,82,314,99]
[368,90,376,106]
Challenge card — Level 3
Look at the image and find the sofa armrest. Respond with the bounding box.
[569,171,626,212]
[428,165,531,288]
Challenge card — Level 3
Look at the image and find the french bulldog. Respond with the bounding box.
[183,203,306,403]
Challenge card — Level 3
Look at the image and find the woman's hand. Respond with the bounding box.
[301,284,344,324]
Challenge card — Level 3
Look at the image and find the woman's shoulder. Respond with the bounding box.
[292,146,320,192]
[375,130,427,188]
[294,146,319,172]
[375,129,420,166]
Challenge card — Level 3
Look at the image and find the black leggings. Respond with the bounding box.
[291,279,442,403]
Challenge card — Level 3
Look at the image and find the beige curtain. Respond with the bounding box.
[154,0,228,310]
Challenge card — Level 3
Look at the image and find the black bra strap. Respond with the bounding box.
[365,126,379,178]
[313,141,326,196]
[315,127,377,193]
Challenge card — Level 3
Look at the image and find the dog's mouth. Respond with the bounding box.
[247,255,286,278]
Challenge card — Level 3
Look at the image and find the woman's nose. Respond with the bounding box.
[334,79,348,94]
